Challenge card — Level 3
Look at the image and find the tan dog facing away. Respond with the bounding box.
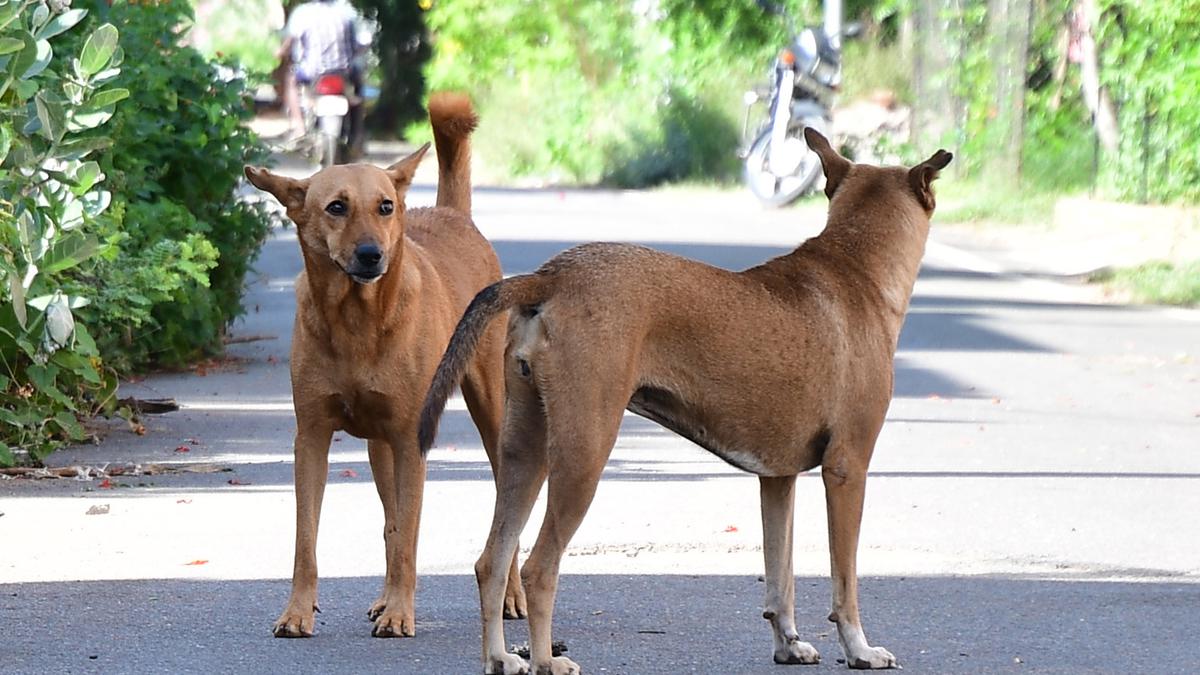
[244,93,526,639]
[418,130,951,673]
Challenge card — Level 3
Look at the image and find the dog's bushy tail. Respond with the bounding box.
[418,274,548,456]
[428,92,478,215]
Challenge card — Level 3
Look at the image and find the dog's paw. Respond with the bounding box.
[532,656,581,675]
[774,637,820,665]
[485,652,530,675]
[372,609,416,638]
[846,645,897,669]
[272,605,316,638]
[366,597,386,621]
[503,587,528,620]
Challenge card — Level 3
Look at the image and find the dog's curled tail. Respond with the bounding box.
[428,92,478,215]
[418,274,547,456]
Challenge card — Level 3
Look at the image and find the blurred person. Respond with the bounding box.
[278,0,369,158]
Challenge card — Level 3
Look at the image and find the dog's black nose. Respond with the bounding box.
[355,243,383,267]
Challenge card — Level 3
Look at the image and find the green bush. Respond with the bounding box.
[1,0,126,465]
[61,0,272,370]
[419,0,780,186]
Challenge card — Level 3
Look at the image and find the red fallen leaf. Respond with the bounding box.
[227,478,250,486]
[266,355,278,364]
[176,499,192,504]
[98,478,114,489]
[174,445,190,453]
[723,525,738,533]
[185,559,208,566]
[340,469,358,478]
[133,424,147,436]
[188,438,200,445]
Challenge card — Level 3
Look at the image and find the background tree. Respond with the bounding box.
[351,0,430,136]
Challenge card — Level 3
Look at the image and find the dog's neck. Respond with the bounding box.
[815,206,930,316]
[298,243,416,346]
[752,203,929,341]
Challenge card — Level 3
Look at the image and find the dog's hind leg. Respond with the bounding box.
[274,425,334,637]
[463,325,527,620]
[365,438,408,633]
[519,376,628,675]
[478,373,548,675]
[823,451,897,669]
[760,475,821,665]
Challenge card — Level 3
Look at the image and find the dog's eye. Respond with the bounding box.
[379,200,394,216]
[325,200,347,216]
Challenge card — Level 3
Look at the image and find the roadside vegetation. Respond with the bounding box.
[0,0,271,466]
[1091,262,1200,307]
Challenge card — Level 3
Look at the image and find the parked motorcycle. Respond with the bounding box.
[741,1,858,207]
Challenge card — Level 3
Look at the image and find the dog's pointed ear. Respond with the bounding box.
[908,149,953,212]
[387,142,431,191]
[244,166,308,211]
[803,128,851,199]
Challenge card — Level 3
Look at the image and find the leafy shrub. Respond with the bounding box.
[1,0,126,465]
[61,0,272,369]
[420,0,780,186]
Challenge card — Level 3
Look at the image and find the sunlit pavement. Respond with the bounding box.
[3,151,1199,673]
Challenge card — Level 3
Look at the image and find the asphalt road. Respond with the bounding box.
[2,159,1199,674]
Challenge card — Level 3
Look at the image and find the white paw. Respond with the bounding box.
[533,655,581,675]
[774,637,821,665]
[846,645,898,669]
[486,652,530,675]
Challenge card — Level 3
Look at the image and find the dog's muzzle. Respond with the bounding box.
[345,243,386,284]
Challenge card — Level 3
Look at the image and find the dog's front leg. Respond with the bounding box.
[365,439,404,633]
[274,425,334,637]
[370,436,426,637]
[823,457,897,669]
[760,475,821,665]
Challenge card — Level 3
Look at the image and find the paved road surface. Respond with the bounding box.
[3,158,1198,674]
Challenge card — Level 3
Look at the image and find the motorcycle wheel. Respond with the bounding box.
[743,115,827,208]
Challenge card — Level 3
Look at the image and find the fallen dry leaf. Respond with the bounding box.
[86,504,110,515]
[176,499,192,504]
[723,525,738,533]
[340,469,358,478]
[227,478,250,486]
[98,478,114,489]
[185,560,208,566]
[174,445,190,453]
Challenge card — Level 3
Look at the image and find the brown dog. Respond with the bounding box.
[244,93,525,639]
[418,130,951,673]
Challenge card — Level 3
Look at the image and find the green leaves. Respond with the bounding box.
[34,90,66,141]
[0,3,125,466]
[78,22,117,77]
[36,8,87,41]
[0,36,22,55]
